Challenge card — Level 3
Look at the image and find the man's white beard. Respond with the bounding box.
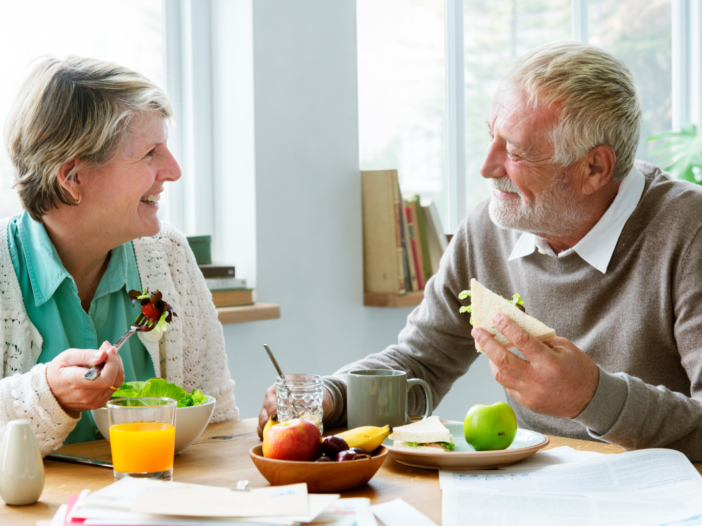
[488,170,588,237]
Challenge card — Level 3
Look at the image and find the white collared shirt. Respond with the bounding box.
[507,166,646,274]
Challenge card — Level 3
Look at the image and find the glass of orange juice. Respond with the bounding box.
[107,397,176,481]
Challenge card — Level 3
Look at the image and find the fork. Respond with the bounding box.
[83,314,158,381]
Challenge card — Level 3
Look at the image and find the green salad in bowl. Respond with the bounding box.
[110,378,207,408]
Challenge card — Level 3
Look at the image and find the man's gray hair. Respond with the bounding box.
[4,56,172,221]
[503,41,641,182]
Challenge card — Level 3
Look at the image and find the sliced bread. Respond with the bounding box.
[470,278,555,353]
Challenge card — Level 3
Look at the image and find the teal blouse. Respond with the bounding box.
[7,212,155,444]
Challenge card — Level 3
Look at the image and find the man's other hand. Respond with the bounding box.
[472,313,599,419]
[257,384,334,439]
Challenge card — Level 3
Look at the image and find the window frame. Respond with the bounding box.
[162,0,215,237]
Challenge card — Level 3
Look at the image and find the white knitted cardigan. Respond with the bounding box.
[0,218,238,456]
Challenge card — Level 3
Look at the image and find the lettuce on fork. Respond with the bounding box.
[111,378,207,408]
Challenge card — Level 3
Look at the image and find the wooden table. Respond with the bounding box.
[0,418,667,525]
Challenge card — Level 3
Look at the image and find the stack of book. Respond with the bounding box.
[361,169,448,295]
[199,263,253,308]
[187,235,254,308]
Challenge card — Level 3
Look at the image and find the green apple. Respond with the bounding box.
[463,402,518,451]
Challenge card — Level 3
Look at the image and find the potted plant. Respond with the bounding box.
[647,124,702,184]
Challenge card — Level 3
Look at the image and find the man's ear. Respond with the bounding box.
[580,145,616,195]
[56,159,81,202]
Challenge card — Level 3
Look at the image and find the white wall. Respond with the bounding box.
[211,0,505,423]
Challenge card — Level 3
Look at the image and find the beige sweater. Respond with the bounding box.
[0,221,238,456]
[324,162,702,460]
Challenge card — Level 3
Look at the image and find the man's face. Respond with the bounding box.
[480,89,587,237]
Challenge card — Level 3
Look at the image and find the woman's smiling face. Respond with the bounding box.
[77,112,181,243]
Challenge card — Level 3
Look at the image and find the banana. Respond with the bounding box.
[262,413,279,443]
[337,425,390,452]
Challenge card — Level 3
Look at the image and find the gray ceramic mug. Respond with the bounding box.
[347,369,433,429]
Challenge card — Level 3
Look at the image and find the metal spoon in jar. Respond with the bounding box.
[263,344,300,419]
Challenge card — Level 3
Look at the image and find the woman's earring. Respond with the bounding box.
[75,194,81,204]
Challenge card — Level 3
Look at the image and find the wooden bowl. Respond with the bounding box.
[249,445,388,493]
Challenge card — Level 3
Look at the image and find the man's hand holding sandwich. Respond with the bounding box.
[473,313,600,420]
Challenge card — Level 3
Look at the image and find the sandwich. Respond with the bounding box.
[388,416,455,451]
[460,279,555,353]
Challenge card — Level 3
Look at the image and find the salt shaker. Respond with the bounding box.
[0,420,45,505]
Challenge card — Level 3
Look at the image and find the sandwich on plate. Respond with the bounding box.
[388,416,455,452]
[461,278,555,354]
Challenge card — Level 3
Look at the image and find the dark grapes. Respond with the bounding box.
[336,450,358,462]
[315,456,333,462]
[321,436,349,459]
[336,450,371,461]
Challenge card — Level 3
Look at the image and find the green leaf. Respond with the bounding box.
[647,126,702,182]
[511,294,524,306]
[136,288,151,300]
[109,379,208,407]
[439,441,456,452]
[111,381,151,399]
[190,389,207,406]
[144,378,189,404]
[459,306,472,313]
[152,311,169,332]
[458,290,471,299]
[407,442,419,447]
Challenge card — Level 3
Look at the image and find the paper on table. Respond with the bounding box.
[80,493,338,525]
[133,483,308,518]
[439,448,701,494]
[48,505,67,526]
[75,477,335,525]
[442,480,702,526]
[372,498,437,526]
[657,514,702,525]
[306,498,377,526]
[495,446,604,472]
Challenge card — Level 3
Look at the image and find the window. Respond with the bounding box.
[357,0,449,227]
[0,0,163,219]
[358,0,682,233]
[589,0,672,162]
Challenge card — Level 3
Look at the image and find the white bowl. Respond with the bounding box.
[91,395,216,454]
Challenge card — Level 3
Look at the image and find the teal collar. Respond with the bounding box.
[16,211,132,306]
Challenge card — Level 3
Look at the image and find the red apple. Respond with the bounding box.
[262,419,322,461]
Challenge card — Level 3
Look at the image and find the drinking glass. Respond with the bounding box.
[276,374,324,433]
[107,397,176,481]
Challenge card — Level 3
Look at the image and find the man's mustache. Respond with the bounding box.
[491,177,522,196]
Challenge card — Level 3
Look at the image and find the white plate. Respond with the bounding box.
[383,424,549,470]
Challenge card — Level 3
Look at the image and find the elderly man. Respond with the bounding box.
[259,41,702,459]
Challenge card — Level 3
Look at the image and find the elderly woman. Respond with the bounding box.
[0,56,238,456]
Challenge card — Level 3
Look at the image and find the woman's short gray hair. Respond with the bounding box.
[503,41,641,182]
[4,56,173,221]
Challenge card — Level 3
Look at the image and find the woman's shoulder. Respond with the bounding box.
[133,221,192,261]
[132,222,199,280]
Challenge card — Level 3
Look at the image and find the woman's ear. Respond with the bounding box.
[56,159,81,202]
[581,146,616,195]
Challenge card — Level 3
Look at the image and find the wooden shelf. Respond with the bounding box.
[216,303,280,324]
[364,291,424,308]
[362,236,451,308]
